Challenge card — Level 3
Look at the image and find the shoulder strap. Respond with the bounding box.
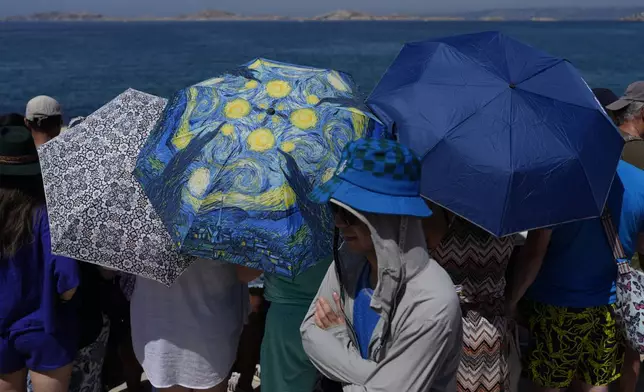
[600,208,632,275]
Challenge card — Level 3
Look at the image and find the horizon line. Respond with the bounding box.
[4,5,644,19]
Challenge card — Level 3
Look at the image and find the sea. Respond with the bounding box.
[1,21,643,119]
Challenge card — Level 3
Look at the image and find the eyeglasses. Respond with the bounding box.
[329,203,359,226]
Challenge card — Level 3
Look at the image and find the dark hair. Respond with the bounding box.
[27,115,62,131]
[0,175,46,259]
[0,113,26,127]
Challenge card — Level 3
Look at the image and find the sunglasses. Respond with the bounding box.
[329,203,359,226]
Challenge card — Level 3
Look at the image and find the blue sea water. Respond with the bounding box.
[1,21,643,119]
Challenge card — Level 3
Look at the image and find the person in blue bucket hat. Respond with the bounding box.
[300,138,463,392]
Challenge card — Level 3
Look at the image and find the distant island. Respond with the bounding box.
[1,10,465,22]
[3,7,644,22]
[309,10,464,21]
[455,7,644,21]
[622,12,644,21]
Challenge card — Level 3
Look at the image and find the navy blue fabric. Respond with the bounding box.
[353,263,380,360]
[309,138,432,217]
[0,208,80,336]
[0,326,78,373]
[367,31,624,236]
[527,161,644,308]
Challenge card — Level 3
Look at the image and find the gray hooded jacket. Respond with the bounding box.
[300,202,463,392]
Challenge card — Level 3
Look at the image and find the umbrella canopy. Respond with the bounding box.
[39,89,193,286]
[134,58,379,277]
[367,31,624,236]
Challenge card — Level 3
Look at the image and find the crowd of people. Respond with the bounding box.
[2,77,644,392]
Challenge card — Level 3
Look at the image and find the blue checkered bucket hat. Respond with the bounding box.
[310,138,432,217]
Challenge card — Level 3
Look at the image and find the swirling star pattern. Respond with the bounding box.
[135,59,380,277]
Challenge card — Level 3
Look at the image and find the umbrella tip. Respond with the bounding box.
[267,108,276,115]
[509,83,516,89]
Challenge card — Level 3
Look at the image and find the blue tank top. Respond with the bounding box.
[353,263,381,359]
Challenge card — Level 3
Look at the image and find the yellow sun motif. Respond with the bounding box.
[266,80,292,98]
[277,104,285,110]
[187,167,210,198]
[221,124,234,136]
[280,141,296,152]
[256,113,267,121]
[258,103,268,109]
[327,71,350,92]
[245,80,259,89]
[306,95,320,105]
[290,108,318,130]
[224,99,251,119]
[272,116,281,124]
[247,128,275,152]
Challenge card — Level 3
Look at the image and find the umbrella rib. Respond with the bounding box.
[417,44,512,161]
[514,89,602,112]
[514,88,596,158]
[515,59,566,85]
[418,81,505,87]
[368,79,427,102]
[498,91,514,236]
[564,131,613,212]
[505,89,610,229]
[420,88,509,160]
[367,43,407,101]
[510,60,615,201]
[367,56,434,102]
[457,51,509,85]
[370,43,451,101]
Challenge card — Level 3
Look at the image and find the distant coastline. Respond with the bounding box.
[2,8,644,22]
[622,12,644,21]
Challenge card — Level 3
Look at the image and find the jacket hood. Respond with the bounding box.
[332,200,431,320]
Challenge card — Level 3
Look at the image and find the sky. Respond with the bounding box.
[3,0,642,17]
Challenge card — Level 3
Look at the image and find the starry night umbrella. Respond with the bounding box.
[134,58,380,277]
[38,89,193,286]
[367,31,624,237]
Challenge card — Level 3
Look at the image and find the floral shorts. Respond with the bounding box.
[521,300,623,388]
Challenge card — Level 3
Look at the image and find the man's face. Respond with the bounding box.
[332,204,375,255]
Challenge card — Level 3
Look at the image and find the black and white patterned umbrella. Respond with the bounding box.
[39,89,193,286]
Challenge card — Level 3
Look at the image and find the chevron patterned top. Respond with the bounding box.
[432,216,516,304]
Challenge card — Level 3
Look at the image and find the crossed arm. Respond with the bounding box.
[300,263,462,392]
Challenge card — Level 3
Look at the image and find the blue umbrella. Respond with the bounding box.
[367,31,624,237]
[134,59,381,277]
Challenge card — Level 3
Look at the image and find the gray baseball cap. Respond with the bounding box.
[606,81,644,111]
[25,95,62,121]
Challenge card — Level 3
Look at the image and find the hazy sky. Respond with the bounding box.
[3,0,642,17]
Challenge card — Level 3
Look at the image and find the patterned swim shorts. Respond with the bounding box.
[521,300,623,388]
